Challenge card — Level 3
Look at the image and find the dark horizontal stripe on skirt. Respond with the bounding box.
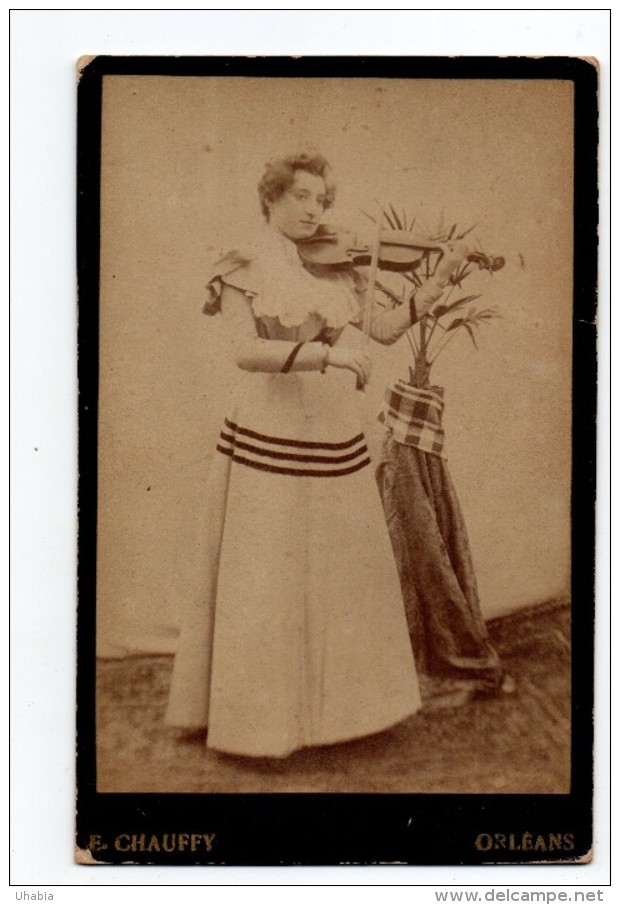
[217,446,371,478]
[219,432,368,465]
[224,417,364,451]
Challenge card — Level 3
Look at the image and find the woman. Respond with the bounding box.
[165,152,467,758]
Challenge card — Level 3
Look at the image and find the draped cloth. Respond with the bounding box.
[379,380,447,459]
[376,432,503,705]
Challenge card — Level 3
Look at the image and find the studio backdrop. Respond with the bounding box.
[94,76,573,657]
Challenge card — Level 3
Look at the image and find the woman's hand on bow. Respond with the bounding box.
[326,346,373,388]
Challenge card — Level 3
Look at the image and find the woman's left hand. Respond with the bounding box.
[434,240,471,287]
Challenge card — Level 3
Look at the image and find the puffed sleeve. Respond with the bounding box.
[203,249,260,316]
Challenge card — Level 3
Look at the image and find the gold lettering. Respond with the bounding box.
[178,833,190,852]
[533,835,547,851]
[563,833,575,850]
[132,834,146,852]
[521,832,533,851]
[494,833,506,849]
[114,834,131,852]
[203,833,216,851]
[548,834,563,851]
[111,830,216,854]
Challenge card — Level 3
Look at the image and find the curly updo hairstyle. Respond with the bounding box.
[258,152,336,220]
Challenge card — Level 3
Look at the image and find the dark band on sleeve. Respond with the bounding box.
[281,343,304,374]
[409,293,418,325]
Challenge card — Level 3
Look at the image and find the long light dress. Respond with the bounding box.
[165,227,422,758]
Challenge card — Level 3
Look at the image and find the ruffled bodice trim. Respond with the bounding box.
[204,228,362,330]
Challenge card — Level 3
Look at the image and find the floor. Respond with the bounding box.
[96,599,571,794]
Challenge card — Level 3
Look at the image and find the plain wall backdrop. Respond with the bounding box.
[95,75,573,656]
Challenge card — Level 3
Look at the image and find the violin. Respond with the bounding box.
[297,225,504,275]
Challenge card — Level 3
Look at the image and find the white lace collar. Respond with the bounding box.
[249,227,360,329]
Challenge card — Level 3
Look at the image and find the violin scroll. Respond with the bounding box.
[468,251,505,274]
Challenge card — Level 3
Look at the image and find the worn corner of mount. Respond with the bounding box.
[77,56,98,81]
[581,56,600,72]
[74,845,109,866]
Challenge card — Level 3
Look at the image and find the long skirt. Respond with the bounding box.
[166,368,421,758]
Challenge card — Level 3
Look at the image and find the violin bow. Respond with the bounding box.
[361,195,387,346]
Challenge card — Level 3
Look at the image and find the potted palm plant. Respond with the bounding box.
[371,205,514,707]
[371,206,503,455]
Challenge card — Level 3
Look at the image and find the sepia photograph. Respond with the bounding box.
[75,55,597,866]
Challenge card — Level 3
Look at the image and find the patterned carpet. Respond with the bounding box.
[96,599,570,794]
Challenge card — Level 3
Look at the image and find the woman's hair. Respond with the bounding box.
[258,152,336,219]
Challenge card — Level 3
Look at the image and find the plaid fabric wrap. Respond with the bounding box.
[379,380,447,459]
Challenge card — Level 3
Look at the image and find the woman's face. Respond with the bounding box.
[268,170,327,241]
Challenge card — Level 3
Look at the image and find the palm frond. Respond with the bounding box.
[449,260,475,288]
[359,202,504,383]
[382,209,398,230]
[432,294,481,319]
[463,323,479,349]
[470,307,502,323]
[403,271,423,287]
[455,222,479,240]
[388,203,403,230]
[360,208,378,225]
